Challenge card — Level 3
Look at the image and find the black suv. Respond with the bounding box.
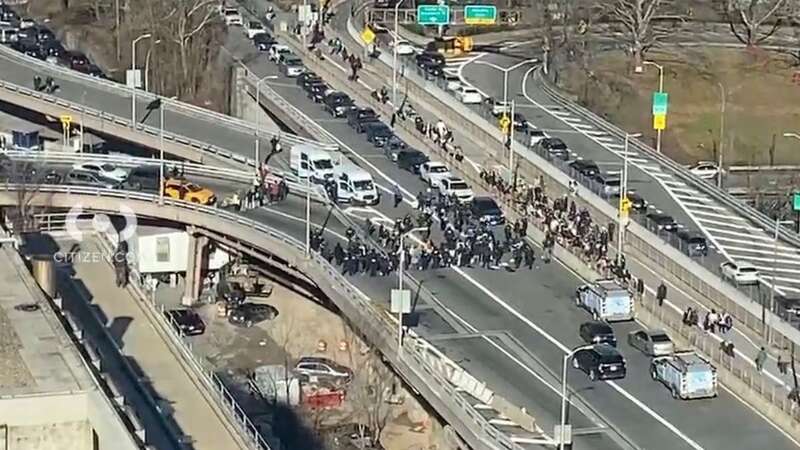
[323,91,354,117]
[228,303,279,328]
[573,344,626,381]
[164,309,206,336]
[306,82,330,103]
[569,159,599,177]
[415,51,444,68]
[347,108,380,133]
[537,137,569,160]
[579,321,617,346]
[677,231,708,257]
[365,122,393,147]
[471,196,504,226]
[396,149,428,173]
[253,33,276,51]
[646,213,679,232]
[297,71,321,87]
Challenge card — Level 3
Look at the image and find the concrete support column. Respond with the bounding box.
[182,232,208,307]
[230,66,247,120]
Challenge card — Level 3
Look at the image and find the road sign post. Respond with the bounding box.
[499,114,510,135]
[417,4,450,25]
[464,5,497,25]
[653,113,666,131]
[652,92,669,115]
[361,27,375,44]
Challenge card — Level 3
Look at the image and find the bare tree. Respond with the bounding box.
[608,0,679,67]
[2,157,46,233]
[722,0,789,46]
[163,0,218,97]
[348,351,393,447]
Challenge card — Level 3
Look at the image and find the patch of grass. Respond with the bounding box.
[561,48,800,165]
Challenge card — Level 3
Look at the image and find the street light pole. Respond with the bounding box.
[131,33,152,126]
[560,345,594,449]
[159,100,165,202]
[254,75,279,174]
[718,82,726,190]
[80,90,86,152]
[144,39,161,93]
[617,132,641,260]
[305,175,311,256]
[397,226,426,352]
[392,0,405,111]
[643,61,664,153]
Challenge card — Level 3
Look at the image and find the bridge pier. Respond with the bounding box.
[182,229,209,307]
[231,66,279,132]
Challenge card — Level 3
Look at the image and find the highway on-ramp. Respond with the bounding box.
[1,25,798,449]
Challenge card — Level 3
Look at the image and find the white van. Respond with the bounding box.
[290,144,334,183]
[575,279,634,322]
[332,162,379,205]
[651,351,717,400]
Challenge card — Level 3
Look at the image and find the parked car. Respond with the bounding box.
[244,21,266,39]
[622,191,648,212]
[471,196,504,226]
[36,27,55,44]
[165,309,206,336]
[43,170,62,184]
[296,71,321,87]
[537,137,569,160]
[485,97,511,116]
[253,33,276,51]
[628,329,675,357]
[223,7,244,26]
[64,51,89,71]
[268,44,290,62]
[323,91,355,117]
[593,173,621,196]
[228,303,279,328]
[438,177,474,203]
[454,86,482,104]
[512,112,528,131]
[415,51,444,68]
[163,178,216,205]
[526,129,549,148]
[569,159,600,177]
[677,231,709,257]
[419,161,450,187]
[646,213,679,232]
[688,161,721,180]
[579,321,617,346]
[346,107,380,133]
[419,59,443,77]
[392,39,416,55]
[443,73,462,92]
[572,344,627,381]
[280,56,304,77]
[396,149,428,173]
[365,122,394,147]
[720,261,760,285]
[71,161,128,183]
[293,356,353,384]
[123,165,160,192]
[64,169,119,189]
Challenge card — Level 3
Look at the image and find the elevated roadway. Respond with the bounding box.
[0,19,798,449]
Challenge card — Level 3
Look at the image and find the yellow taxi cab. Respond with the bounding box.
[163,178,216,205]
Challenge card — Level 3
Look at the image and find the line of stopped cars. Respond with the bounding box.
[573,278,718,400]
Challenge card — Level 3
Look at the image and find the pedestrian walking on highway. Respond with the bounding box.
[756,347,768,372]
[393,184,403,208]
[656,282,667,307]
[636,278,645,301]
[778,353,790,375]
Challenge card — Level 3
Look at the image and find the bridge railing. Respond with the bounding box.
[0,183,530,450]
[0,44,337,152]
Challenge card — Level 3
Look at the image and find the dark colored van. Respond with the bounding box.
[677,231,708,257]
[579,320,617,346]
[124,165,160,192]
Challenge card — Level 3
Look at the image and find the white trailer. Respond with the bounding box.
[650,351,718,400]
[129,227,229,274]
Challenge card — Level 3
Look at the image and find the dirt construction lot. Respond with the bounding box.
[562,47,800,166]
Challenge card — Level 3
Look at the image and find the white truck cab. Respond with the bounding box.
[290,144,334,183]
[575,279,634,321]
[333,162,379,205]
[650,351,718,400]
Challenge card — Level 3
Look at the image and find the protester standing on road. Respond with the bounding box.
[756,347,768,372]
[393,184,403,208]
[656,282,667,307]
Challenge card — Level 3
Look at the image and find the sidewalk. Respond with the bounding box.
[324,12,798,395]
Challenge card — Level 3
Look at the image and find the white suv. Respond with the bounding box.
[419,161,451,188]
[222,7,243,26]
[439,177,474,203]
[293,357,352,384]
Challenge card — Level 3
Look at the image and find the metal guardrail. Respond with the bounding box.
[0,183,526,450]
[0,44,336,151]
[1,150,254,183]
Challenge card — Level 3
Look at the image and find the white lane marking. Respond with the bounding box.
[628,158,649,164]
[702,227,778,242]
[715,237,800,252]
[652,172,672,179]
[690,210,750,221]
[606,143,625,149]
[452,269,705,450]
[585,130,607,136]
[574,123,594,130]
[682,202,727,211]
[691,218,763,232]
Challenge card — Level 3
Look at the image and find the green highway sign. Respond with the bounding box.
[793,193,800,211]
[464,5,497,25]
[652,92,669,115]
[417,5,450,25]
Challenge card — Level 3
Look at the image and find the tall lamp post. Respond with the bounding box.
[254,75,278,175]
[641,61,664,153]
[144,39,161,93]
[131,33,152,126]
[473,59,538,171]
[391,0,406,110]
[397,226,426,352]
[159,96,178,203]
[560,345,594,449]
[617,132,642,260]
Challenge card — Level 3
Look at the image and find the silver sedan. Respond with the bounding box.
[627,329,675,357]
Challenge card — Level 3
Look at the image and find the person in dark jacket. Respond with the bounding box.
[656,282,667,307]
